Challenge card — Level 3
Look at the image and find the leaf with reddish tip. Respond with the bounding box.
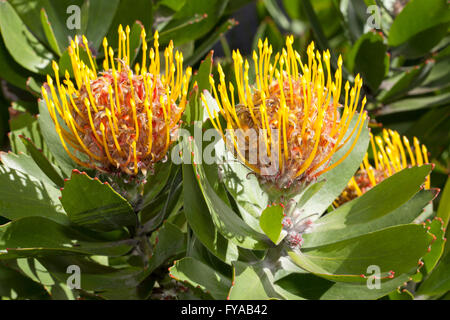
[288,224,433,283]
[146,222,186,275]
[414,218,446,278]
[303,165,433,248]
[274,272,412,300]
[40,8,62,56]
[437,178,450,229]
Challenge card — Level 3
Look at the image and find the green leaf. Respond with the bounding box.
[140,166,182,231]
[141,161,172,208]
[275,272,411,300]
[338,0,369,43]
[0,94,7,148]
[128,21,145,65]
[300,0,330,52]
[16,258,55,286]
[38,97,75,177]
[11,100,39,117]
[1,151,58,189]
[186,234,233,279]
[379,61,435,103]
[288,224,433,282]
[184,19,237,67]
[0,262,50,299]
[84,0,120,50]
[159,0,229,45]
[19,136,64,187]
[263,0,291,30]
[228,261,283,300]
[190,50,214,93]
[346,32,388,91]
[303,165,433,248]
[185,104,269,251]
[169,257,231,299]
[189,138,271,250]
[0,166,69,225]
[106,0,153,50]
[8,0,83,51]
[147,222,186,274]
[183,163,239,263]
[215,138,268,232]
[259,205,285,245]
[0,1,54,74]
[26,77,43,97]
[159,0,187,12]
[437,177,450,229]
[416,246,450,296]
[298,116,370,217]
[421,57,450,90]
[420,218,446,275]
[388,0,450,57]
[388,289,414,300]
[263,19,284,54]
[40,8,62,56]
[61,171,136,232]
[0,37,34,90]
[9,108,46,156]
[38,255,146,293]
[0,216,133,259]
[380,92,450,115]
[224,0,253,14]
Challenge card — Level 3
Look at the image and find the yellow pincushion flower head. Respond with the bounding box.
[335,129,431,206]
[41,25,192,176]
[203,36,367,189]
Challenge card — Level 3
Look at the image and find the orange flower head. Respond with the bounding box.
[42,26,192,176]
[203,37,367,189]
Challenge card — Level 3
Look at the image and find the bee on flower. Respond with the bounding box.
[335,129,431,206]
[202,36,368,189]
[41,25,192,176]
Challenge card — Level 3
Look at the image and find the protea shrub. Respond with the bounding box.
[177,36,443,301]
[0,0,447,301]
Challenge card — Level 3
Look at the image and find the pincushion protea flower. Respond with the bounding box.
[334,129,431,206]
[203,37,367,189]
[41,25,192,176]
